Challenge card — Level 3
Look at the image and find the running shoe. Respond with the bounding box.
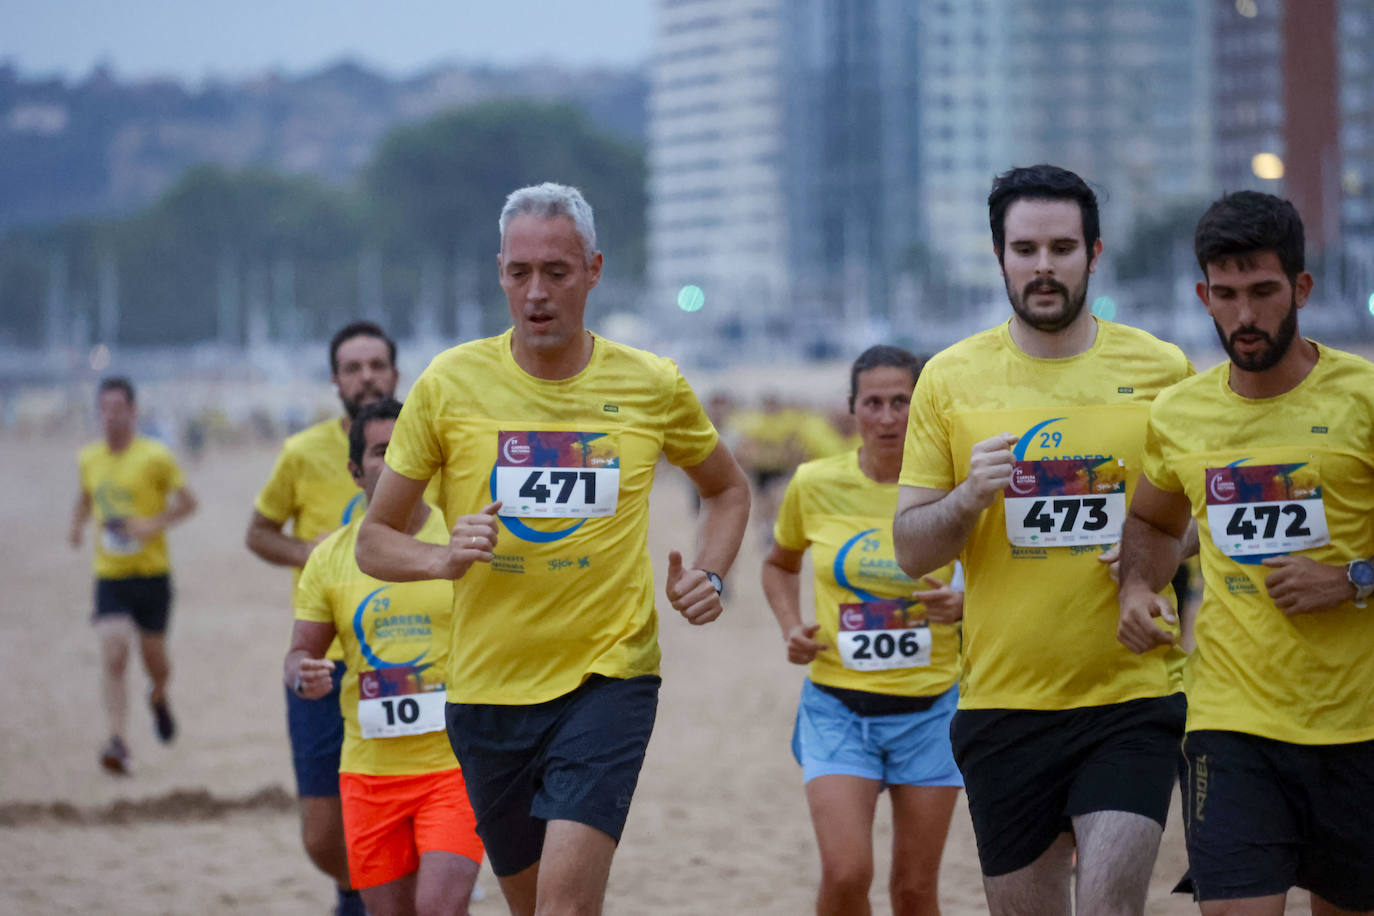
[99,736,130,775]
[150,697,176,743]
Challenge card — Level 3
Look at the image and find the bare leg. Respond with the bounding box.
[361,871,418,916]
[414,850,481,916]
[300,795,352,889]
[805,774,882,916]
[1072,810,1163,916]
[888,785,960,916]
[1198,895,1286,915]
[138,631,171,705]
[497,862,539,916]
[1309,894,1373,916]
[94,616,133,741]
[981,831,1075,916]
[532,819,617,916]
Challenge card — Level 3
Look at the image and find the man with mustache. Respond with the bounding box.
[246,320,400,916]
[894,164,1193,915]
[1118,191,1374,914]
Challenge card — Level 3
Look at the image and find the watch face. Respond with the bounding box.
[1352,561,1374,587]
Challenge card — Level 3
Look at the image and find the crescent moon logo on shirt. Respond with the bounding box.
[840,607,866,630]
[501,436,531,464]
[352,585,428,671]
[1008,466,1038,495]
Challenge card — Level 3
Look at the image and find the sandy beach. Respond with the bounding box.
[0,431,1312,915]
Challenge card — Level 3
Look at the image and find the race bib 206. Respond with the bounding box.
[836,599,932,672]
[1004,457,1126,547]
[495,431,620,519]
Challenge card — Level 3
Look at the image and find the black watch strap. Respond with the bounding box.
[703,570,724,595]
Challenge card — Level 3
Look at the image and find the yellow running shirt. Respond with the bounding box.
[295,509,458,776]
[255,418,366,583]
[1142,342,1374,745]
[78,436,186,579]
[385,330,719,705]
[900,319,1192,711]
[773,450,960,697]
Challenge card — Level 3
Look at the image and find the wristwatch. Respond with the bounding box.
[1347,558,1374,609]
[703,570,724,595]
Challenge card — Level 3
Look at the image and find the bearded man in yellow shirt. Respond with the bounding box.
[1119,191,1374,915]
[70,377,197,775]
[357,183,751,916]
[246,320,400,916]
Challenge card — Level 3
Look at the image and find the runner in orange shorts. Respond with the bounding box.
[286,398,482,915]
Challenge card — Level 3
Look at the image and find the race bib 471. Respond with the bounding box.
[495,431,620,519]
[1205,463,1330,558]
[1003,457,1127,547]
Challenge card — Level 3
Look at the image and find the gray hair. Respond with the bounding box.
[498,183,598,265]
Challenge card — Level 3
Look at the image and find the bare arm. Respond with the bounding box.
[893,432,1021,578]
[761,543,829,664]
[1116,478,1192,653]
[69,487,92,548]
[666,442,752,625]
[125,486,198,541]
[245,510,319,568]
[356,466,499,582]
[283,619,337,700]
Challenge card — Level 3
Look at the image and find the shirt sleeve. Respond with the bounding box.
[660,365,720,468]
[386,369,444,482]
[159,445,187,494]
[772,469,809,551]
[254,447,297,524]
[293,538,335,624]
[898,366,955,491]
[1141,403,1182,493]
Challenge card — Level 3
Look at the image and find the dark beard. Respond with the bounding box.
[340,388,383,419]
[1215,295,1298,372]
[1007,273,1089,333]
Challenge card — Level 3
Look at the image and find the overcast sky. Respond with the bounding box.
[0,0,655,81]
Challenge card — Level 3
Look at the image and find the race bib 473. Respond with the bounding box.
[1003,457,1127,547]
[1205,463,1330,558]
[495,431,620,519]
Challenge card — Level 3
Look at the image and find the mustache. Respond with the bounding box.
[1022,278,1069,300]
[1227,325,1273,346]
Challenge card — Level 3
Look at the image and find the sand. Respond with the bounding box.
[0,432,1314,915]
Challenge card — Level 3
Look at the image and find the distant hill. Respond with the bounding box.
[0,59,646,233]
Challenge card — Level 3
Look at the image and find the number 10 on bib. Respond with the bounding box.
[496,431,620,519]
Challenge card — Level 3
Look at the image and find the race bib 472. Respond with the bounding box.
[1205,463,1330,558]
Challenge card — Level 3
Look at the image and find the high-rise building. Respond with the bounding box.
[646,0,790,348]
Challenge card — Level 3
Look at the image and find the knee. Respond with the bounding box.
[299,812,342,868]
[890,870,939,916]
[820,859,874,902]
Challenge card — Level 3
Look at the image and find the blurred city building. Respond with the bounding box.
[647,0,1214,359]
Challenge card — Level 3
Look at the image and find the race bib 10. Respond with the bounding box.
[1204,463,1330,558]
[836,599,932,672]
[356,666,446,739]
[495,431,620,519]
[1004,457,1126,547]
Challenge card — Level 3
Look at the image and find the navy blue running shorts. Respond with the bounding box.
[1181,729,1374,910]
[94,575,172,634]
[445,674,660,877]
[951,692,1185,877]
[285,661,346,798]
